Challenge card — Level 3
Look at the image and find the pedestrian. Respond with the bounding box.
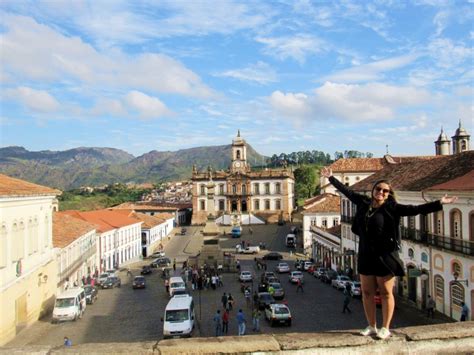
[253,291,259,306]
[296,278,304,293]
[321,167,457,340]
[164,278,169,294]
[213,310,222,336]
[249,227,253,235]
[63,336,72,347]
[252,308,261,332]
[268,284,275,297]
[127,268,132,277]
[173,258,176,272]
[221,292,228,309]
[81,276,86,285]
[236,309,246,336]
[426,295,435,318]
[211,275,217,290]
[222,309,230,335]
[342,283,352,314]
[460,302,469,321]
[227,293,234,311]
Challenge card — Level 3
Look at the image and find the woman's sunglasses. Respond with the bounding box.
[375,187,390,194]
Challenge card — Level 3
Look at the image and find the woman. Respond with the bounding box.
[321,167,457,340]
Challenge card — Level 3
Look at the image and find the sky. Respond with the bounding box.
[0,0,473,159]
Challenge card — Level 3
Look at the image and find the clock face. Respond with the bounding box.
[234,161,241,168]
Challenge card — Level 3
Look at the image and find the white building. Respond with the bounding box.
[302,193,340,253]
[53,212,98,290]
[0,174,61,346]
[62,210,142,272]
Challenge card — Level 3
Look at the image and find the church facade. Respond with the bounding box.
[191,132,295,225]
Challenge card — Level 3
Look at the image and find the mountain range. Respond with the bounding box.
[0,145,268,190]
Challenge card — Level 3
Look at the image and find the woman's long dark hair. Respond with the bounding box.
[371,179,397,203]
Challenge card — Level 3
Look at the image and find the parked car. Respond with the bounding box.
[332,275,352,290]
[150,257,171,268]
[101,276,121,289]
[235,245,260,254]
[295,260,310,271]
[98,272,111,286]
[313,267,327,278]
[261,272,277,281]
[148,251,165,259]
[264,303,292,326]
[275,262,290,273]
[289,271,304,284]
[257,292,275,310]
[132,276,146,289]
[320,269,338,284]
[84,285,98,304]
[303,261,314,271]
[262,252,283,260]
[239,271,253,282]
[350,281,362,298]
[180,228,186,235]
[141,265,153,275]
[268,282,285,300]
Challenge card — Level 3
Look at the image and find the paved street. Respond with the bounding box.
[5,224,451,347]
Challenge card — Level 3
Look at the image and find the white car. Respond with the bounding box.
[331,275,351,290]
[235,245,260,254]
[276,262,290,273]
[289,271,304,284]
[349,281,362,297]
[239,271,253,282]
[303,261,314,271]
[264,303,292,327]
[149,251,165,259]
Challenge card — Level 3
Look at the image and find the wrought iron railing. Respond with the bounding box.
[58,246,97,283]
[341,215,354,224]
[400,226,473,256]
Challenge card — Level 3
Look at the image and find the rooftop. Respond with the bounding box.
[0,173,61,197]
[53,212,97,248]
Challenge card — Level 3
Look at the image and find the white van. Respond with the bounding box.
[162,294,195,339]
[52,287,86,323]
[168,276,186,297]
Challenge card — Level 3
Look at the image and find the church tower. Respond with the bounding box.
[434,127,451,156]
[231,130,248,173]
[452,120,470,154]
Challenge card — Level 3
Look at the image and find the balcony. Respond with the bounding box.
[59,246,97,283]
[400,226,473,256]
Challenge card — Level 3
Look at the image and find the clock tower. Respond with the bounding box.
[231,129,248,173]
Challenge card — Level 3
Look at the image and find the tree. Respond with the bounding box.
[294,165,317,199]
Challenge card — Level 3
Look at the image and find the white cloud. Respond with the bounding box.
[0,14,214,98]
[6,86,60,112]
[433,10,450,36]
[256,34,327,64]
[428,38,472,69]
[270,82,431,122]
[125,91,173,119]
[91,98,126,117]
[324,54,419,83]
[216,61,278,85]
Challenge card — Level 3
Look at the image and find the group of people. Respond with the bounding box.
[213,306,262,336]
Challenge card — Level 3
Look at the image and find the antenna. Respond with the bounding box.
[386,144,389,155]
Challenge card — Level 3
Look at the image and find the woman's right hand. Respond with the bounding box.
[321,167,332,178]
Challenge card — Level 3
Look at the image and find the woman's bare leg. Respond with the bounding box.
[376,275,395,329]
[360,274,377,327]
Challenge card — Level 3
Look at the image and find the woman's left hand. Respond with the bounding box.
[440,194,458,204]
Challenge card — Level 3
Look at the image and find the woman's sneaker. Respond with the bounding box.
[360,326,377,336]
[376,327,391,340]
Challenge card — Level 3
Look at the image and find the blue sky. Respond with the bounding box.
[1,0,472,158]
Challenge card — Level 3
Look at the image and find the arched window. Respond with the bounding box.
[242,184,246,195]
[200,200,205,211]
[450,209,462,239]
[434,275,444,305]
[408,248,414,259]
[452,262,462,277]
[254,200,260,211]
[232,184,237,194]
[470,211,474,243]
[219,184,224,195]
[200,185,206,195]
[264,200,270,210]
[275,199,281,210]
[236,150,241,159]
[275,183,281,194]
[434,211,443,235]
[451,283,464,308]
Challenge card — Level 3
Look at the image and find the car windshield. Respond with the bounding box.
[340,276,350,280]
[353,282,361,287]
[134,277,144,281]
[270,283,281,289]
[171,282,185,288]
[260,294,272,301]
[293,272,302,276]
[55,298,75,308]
[274,307,289,315]
[84,286,92,293]
[165,309,189,322]
[99,273,109,279]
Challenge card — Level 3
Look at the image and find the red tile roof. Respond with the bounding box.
[0,173,61,197]
[109,209,173,228]
[427,170,474,191]
[350,151,474,192]
[53,212,97,248]
[61,209,142,233]
[328,155,441,173]
[303,193,340,213]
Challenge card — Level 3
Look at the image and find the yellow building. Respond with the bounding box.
[0,174,61,346]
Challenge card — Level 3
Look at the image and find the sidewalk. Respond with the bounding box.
[395,296,455,325]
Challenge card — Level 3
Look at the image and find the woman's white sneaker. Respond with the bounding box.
[360,326,377,336]
[376,327,391,340]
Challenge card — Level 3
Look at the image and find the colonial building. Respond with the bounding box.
[112,202,191,226]
[53,213,98,291]
[62,210,142,272]
[0,174,61,346]
[302,193,340,253]
[110,209,174,258]
[191,131,295,225]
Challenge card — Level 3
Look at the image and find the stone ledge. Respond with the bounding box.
[1,322,472,354]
